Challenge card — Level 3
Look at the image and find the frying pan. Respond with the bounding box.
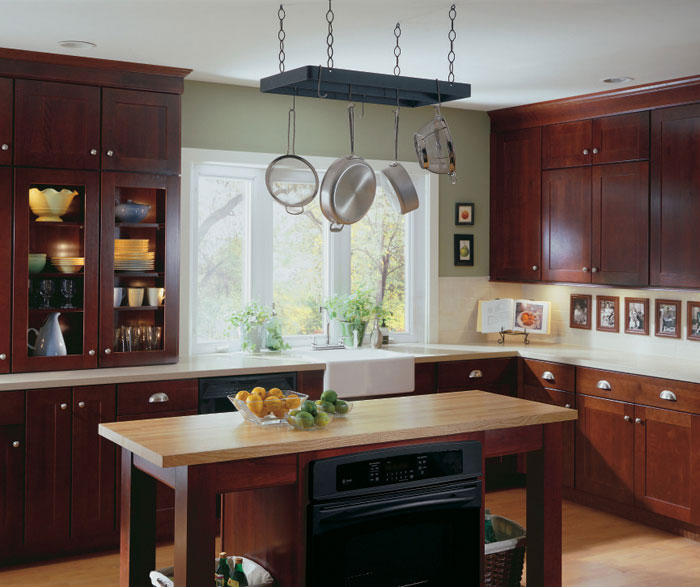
[320,102,376,232]
[379,106,419,215]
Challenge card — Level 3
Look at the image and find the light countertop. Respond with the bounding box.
[99,390,577,468]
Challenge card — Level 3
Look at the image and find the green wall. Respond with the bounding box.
[181,80,490,277]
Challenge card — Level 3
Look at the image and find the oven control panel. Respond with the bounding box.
[337,449,463,492]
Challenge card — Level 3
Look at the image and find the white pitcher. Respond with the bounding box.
[27,312,67,356]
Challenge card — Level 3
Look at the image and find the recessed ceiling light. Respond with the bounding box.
[601,76,634,84]
[58,40,96,50]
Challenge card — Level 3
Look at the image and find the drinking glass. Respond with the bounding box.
[38,279,55,309]
[146,326,162,351]
[60,278,75,308]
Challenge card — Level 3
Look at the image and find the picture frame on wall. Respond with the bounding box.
[597,296,619,332]
[453,234,474,266]
[570,294,592,330]
[455,202,474,225]
[655,299,681,339]
[688,302,700,341]
[624,297,649,335]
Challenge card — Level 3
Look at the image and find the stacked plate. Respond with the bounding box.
[114,239,155,272]
[51,256,85,274]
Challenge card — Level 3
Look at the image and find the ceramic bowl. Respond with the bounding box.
[29,188,77,222]
[55,265,83,274]
[28,255,47,274]
[115,200,151,223]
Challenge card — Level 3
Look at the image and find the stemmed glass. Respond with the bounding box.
[60,278,75,309]
[38,279,55,309]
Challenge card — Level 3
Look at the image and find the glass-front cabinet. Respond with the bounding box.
[99,172,179,366]
[12,169,100,372]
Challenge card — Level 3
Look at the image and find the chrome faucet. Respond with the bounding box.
[312,306,345,350]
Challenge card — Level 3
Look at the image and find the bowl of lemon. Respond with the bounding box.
[228,387,307,426]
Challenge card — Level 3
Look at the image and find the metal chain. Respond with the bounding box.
[393,23,402,76]
[278,4,286,73]
[326,0,335,70]
[448,4,456,84]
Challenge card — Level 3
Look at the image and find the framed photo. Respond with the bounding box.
[688,302,700,341]
[655,299,681,339]
[455,202,474,225]
[624,297,649,335]
[597,296,619,332]
[570,294,592,330]
[453,234,474,266]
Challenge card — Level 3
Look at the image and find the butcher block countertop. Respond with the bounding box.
[99,390,577,468]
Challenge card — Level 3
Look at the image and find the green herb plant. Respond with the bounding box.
[227,301,273,352]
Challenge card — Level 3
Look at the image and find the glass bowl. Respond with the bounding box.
[316,399,354,417]
[228,389,308,426]
[286,410,333,431]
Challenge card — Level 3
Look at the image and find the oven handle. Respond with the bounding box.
[320,493,479,526]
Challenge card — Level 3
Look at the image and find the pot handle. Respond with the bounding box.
[348,102,355,157]
[329,222,344,233]
[27,328,39,351]
[285,205,304,216]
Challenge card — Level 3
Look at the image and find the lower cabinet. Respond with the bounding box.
[0,391,25,559]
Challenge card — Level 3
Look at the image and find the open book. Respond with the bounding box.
[477,299,551,334]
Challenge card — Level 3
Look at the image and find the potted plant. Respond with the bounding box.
[227,301,272,352]
[325,289,376,347]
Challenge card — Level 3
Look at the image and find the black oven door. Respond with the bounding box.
[308,481,481,587]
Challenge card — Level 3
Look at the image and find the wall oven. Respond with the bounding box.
[307,441,482,587]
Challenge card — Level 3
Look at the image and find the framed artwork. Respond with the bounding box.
[624,297,649,335]
[570,294,592,330]
[453,234,474,266]
[655,299,681,339]
[597,296,619,332]
[688,302,700,341]
[455,202,474,225]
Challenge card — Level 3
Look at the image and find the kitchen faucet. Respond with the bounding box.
[312,306,345,350]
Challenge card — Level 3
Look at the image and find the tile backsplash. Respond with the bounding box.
[438,276,700,360]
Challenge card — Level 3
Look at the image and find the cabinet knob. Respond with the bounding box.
[583,149,589,155]
[106,150,114,157]
[1,143,8,151]
[78,401,85,408]
[149,392,170,403]
[591,267,598,273]
[90,148,97,156]
[60,403,68,410]
[659,390,677,401]
[12,440,20,448]
[592,148,599,154]
[88,349,95,356]
[468,370,483,379]
[635,418,643,425]
[104,348,112,355]
[565,404,572,409]
[532,265,538,271]
[0,353,6,360]
[597,380,612,390]
[624,415,631,422]
[582,267,589,273]
[542,371,555,382]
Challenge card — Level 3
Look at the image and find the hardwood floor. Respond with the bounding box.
[1,490,699,586]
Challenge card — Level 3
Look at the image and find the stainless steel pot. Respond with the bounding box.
[320,102,376,232]
[380,107,419,215]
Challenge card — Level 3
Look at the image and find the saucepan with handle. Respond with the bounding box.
[380,105,419,215]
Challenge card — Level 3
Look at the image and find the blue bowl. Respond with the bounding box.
[115,200,151,223]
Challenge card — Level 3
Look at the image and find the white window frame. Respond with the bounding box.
[180,148,439,356]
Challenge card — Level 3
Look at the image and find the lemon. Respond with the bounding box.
[246,394,264,416]
[251,386,267,399]
[264,396,283,416]
[268,387,283,398]
[235,390,250,401]
[284,394,301,410]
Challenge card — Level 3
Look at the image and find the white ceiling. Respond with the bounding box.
[2,0,700,111]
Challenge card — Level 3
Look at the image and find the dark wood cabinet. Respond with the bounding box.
[414,362,436,394]
[541,167,592,283]
[490,128,542,281]
[12,169,100,372]
[0,77,12,165]
[102,88,180,174]
[651,103,700,288]
[71,385,117,540]
[0,168,11,373]
[25,387,73,547]
[14,80,100,170]
[591,162,649,286]
[575,394,635,505]
[592,112,649,165]
[542,120,592,169]
[0,391,25,559]
[437,358,516,393]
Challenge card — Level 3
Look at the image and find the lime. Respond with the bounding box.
[297,411,315,428]
[286,413,302,429]
[320,389,338,404]
[288,409,301,418]
[335,400,350,415]
[318,401,336,414]
[314,411,332,427]
[301,400,318,416]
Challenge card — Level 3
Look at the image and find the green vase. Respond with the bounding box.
[339,321,367,347]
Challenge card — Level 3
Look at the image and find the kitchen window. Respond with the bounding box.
[181,149,438,355]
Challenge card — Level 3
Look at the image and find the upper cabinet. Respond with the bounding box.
[102,89,181,174]
[0,77,12,165]
[651,103,700,288]
[542,112,649,170]
[15,80,101,170]
[490,128,542,281]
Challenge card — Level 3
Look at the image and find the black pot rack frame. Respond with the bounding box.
[260,65,471,108]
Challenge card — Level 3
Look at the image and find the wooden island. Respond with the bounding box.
[99,390,577,586]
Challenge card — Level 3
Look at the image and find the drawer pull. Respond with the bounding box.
[12,441,20,448]
[565,403,572,409]
[468,370,483,379]
[542,371,555,382]
[624,415,631,422]
[635,418,643,425]
[659,390,677,402]
[148,392,170,404]
[596,380,611,391]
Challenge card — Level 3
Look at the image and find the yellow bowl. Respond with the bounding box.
[29,188,78,222]
[55,265,83,274]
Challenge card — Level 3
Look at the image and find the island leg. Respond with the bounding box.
[526,422,563,587]
[120,448,156,587]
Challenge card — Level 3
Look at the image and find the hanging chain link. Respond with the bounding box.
[278,4,286,73]
[393,23,402,76]
[326,0,335,70]
[447,4,456,84]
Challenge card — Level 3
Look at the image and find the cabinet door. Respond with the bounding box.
[650,104,700,288]
[541,167,592,283]
[14,80,100,169]
[490,128,542,281]
[0,168,11,373]
[592,112,649,164]
[102,88,180,174]
[591,162,649,286]
[25,388,73,547]
[0,426,25,557]
[0,77,12,165]
[542,120,592,169]
[575,394,635,505]
[634,405,700,524]
[71,385,117,540]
